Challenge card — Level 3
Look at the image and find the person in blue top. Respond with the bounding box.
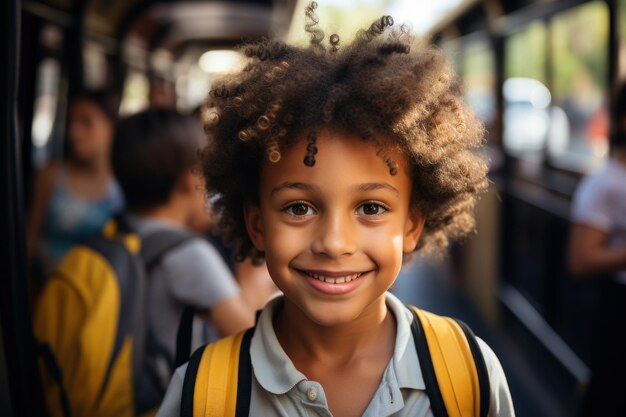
[27,90,124,276]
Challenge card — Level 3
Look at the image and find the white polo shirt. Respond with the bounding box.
[157,292,515,417]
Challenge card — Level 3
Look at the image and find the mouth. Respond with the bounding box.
[298,270,366,284]
[295,268,371,295]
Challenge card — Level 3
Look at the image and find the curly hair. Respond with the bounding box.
[200,1,488,263]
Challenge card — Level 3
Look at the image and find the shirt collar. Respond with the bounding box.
[250,297,307,394]
[385,292,425,391]
[249,292,426,395]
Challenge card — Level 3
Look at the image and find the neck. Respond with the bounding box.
[68,154,110,176]
[274,296,395,366]
[135,201,188,228]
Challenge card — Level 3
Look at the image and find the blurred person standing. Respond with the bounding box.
[27,90,124,276]
[112,108,254,390]
[568,83,626,417]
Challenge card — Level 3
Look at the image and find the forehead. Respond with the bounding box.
[259,128,412,195]
[71,99,101,117]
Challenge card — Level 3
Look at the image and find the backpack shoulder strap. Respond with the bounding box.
[181,327,254,417]
[409,306,490,417]
[82,235,146,408]
[454,319,491,417]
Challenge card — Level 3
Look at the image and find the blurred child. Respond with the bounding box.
[112,109,254,387]
[568,83,626,417]
[27,90,124,274]
[158,3,514,416]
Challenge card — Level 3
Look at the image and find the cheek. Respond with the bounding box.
[264,220,307,254]
[94,121,112,146]
[69,122,85,142]
[360,221,406,260]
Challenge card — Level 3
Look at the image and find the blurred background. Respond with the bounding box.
[1,0,625,416]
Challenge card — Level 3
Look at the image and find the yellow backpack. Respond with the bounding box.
[180,306,490,417]
[33,215,195,417]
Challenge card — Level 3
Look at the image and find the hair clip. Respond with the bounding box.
[304,131,318,167]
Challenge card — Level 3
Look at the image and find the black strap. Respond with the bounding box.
[38,343,72,417]
[409,308,449,417]
[455,319,491,417]
[234,328,254,417]
[181,344,205,417]
[175,306,197,368]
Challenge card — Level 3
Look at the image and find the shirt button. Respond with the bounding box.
[307,387,318,401]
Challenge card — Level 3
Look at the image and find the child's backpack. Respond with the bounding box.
[33,214,196,417]
[179,306,490,417]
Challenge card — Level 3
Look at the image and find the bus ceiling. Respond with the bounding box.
[22,0,297,79]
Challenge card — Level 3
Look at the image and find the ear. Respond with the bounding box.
[403,207,425,253]
[243,202,265,251]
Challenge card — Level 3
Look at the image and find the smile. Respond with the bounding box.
[300,270,364,284]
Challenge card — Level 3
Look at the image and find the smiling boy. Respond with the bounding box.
[242,129,423,416]
[157,4,514,416]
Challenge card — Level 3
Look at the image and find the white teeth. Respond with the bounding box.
[306,272,361,284]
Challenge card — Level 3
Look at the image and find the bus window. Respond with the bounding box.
[83,41,108,90]
[175,64,210,113]
[440,36,462,75]
[31,24,65,170]
[460,33,496,134]
[549,1,609,172]
[503,22,548,158]
[119,38,149,116]
[119,71,149,116]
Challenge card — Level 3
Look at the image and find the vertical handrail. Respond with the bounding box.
[0,0,48,416]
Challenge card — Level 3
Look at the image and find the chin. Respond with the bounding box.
[302,303,365,328]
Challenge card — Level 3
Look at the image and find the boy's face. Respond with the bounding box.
[245,129,424,327]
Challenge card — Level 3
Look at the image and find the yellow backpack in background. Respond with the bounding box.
[180,306,490,417]
[33,215,195,417]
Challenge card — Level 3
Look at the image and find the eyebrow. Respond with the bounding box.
[271,181,400,197]
[270,182,321,197]
[355,183,400,196]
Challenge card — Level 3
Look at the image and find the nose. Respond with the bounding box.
[311,211,357,258]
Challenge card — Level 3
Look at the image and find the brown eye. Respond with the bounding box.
[284,202,313,217]
[358,203,387,216]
